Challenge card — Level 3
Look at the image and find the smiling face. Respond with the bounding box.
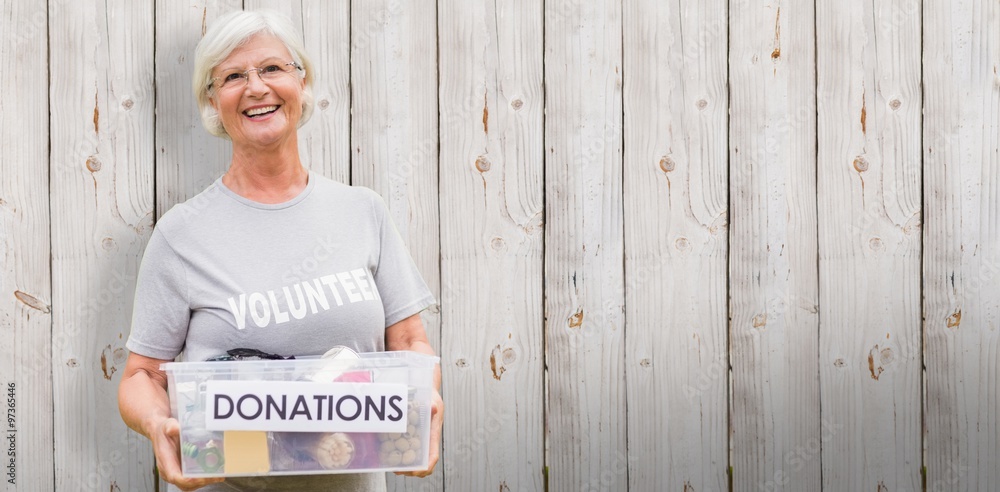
[209,33,305,151]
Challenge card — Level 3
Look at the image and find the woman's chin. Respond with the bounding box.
[230,115,295,148]
[231,124,296,150]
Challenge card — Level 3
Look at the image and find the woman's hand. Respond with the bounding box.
[395,389,443,478]
[119,353,224,491]
[149,417,225,490]
[385,313,443,478]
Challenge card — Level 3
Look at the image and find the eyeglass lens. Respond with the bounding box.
[214,61,299,91]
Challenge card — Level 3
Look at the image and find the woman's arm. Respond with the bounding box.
[385,313,443,478]
[118,352,224,491]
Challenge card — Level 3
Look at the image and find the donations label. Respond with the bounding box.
[206,380,408,433]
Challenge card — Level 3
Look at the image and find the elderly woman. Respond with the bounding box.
[118,10,442,492]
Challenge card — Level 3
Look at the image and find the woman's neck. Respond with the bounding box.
[224,145,309,204]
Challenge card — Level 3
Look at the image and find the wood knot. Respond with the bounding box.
[455,358,468,368]
[489,345,507,380]
[867,344,893,380]
[14,290,50,313]
[101,237,116,251]
[833,358,845,367]
[675,237,689,251]
[696,99,708,110]
[501,348,516,364]
[888,98,901,111]
[86,156,102,172]
[318,99,330,110]
[853,156,869,172]
[946,310,962,328]
[568,310,584,328]
[490,236,505,251]
[867,348,884,380]
[879,347,893,365]
[475,155,491,172]
[510,98,523,111]
[112,347,127,365]
[752,313,767,328]
[869,237,883,251]
[121,98,134,111]
[101,344,122,380]
[659,156,676,172]
[639,358,651,368]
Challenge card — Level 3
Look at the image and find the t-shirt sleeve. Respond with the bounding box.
[125,227,191,360]
[369,193,436,327]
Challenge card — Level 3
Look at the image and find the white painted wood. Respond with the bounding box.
[924,0,1000,490]
[544,0,625,490]
[816,0,922,489]
[0,0,53,490]
[48,0,156,490]
[728,1,821,490]
[17,3,1000,490]
[154,0,240,217]
[245,0,352,184]
[439,0,544,490]
[347,1,442,489]
[622,0,729,489]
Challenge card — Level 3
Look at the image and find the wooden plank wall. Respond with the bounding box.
[729,1,821,491]
[924,1,1000,491]
[816,0,923,489]
[49,1,156,491]
[0,0,53,489]
[547,0,625,490]
[2,0,1000,490]
[623,0,729,490]
[439,0,545,489]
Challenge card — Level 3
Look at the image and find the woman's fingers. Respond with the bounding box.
[152,418,225,491]
[395,390,443,478]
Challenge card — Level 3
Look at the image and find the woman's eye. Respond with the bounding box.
[261,65,283,74]
[224,72,245,83]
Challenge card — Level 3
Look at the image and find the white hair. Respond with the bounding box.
[192,9,315,138]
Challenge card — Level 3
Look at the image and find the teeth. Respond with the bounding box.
[245,105,278,116]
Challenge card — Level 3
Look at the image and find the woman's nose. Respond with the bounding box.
[244,70,270,95]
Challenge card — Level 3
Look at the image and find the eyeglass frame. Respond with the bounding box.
[207,60,304,95]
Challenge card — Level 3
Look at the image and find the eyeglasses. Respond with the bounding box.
[209,61,303,94]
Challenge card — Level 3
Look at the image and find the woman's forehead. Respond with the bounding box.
[217,34,291,69]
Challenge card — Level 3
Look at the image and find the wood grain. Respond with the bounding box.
[1,0,53,489]
[816,0,922,489]
[49,0,156,489]
[439,0,545,489]
[623,0,729,489]
[728,0,821,490]
[545,0,626,490]
[924,0,1000,489]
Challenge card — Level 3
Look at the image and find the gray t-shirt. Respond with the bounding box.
[126,172,435,491]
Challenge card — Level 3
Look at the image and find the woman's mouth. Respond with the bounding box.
[243,105,279,119]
